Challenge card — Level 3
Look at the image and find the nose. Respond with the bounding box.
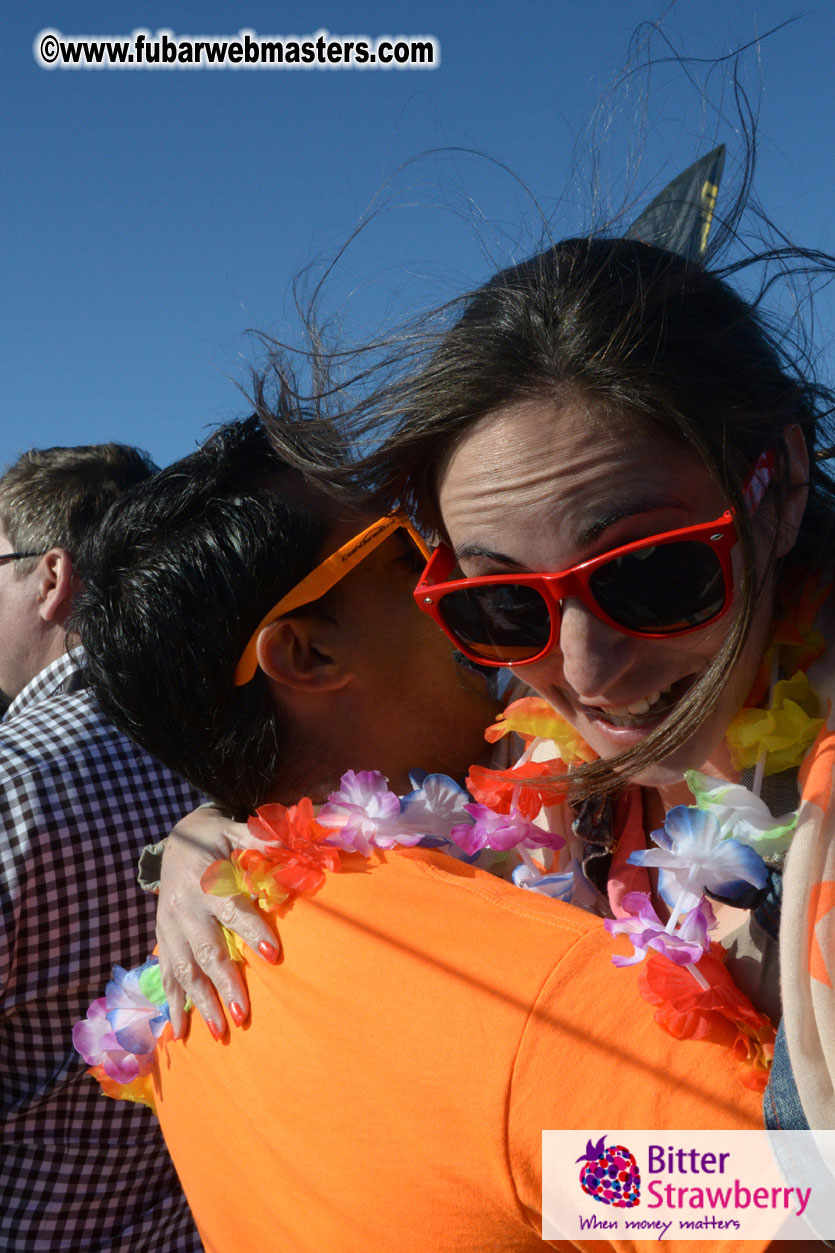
[524,597,638,701]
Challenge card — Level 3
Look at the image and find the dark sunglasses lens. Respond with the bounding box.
[437,585,552,663]
[589,541,726,633]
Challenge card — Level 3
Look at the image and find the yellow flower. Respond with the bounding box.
[200,858,243,897]
[726,671,824,774]
[233,851,292,913]
[483,697,595,764]
[220,925,247,964]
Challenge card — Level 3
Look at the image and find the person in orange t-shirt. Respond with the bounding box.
[79,418,779,1252]
[153,845,768,1253]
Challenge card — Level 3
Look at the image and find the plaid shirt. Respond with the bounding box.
[0,652,203,1251]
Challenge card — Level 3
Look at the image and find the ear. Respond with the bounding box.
[775,424,810,559]
[36,548,78,625]
[254,617,351,694]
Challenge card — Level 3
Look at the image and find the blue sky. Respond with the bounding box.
[4,1,835,471]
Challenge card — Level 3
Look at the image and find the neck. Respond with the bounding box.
[649,738,740,827]
[270,673,500,805]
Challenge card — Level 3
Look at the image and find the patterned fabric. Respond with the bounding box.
[0,650,204,1251]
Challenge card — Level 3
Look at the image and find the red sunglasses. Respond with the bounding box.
[413,452,774,668]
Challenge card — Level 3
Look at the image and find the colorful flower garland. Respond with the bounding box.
[76,606,827,1106]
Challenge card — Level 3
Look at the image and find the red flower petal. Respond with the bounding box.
[637,947,776,1089]
[248,798,330,853]
[466,761,567,818]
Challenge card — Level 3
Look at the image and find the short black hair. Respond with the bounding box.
[77,417,339,817]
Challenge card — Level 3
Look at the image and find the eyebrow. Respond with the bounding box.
[575,497,685,547]
[454,496,691,569]
[453,543,529,569]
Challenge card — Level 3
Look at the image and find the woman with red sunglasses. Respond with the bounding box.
[333,236,834,1135]
[364,239,824,799]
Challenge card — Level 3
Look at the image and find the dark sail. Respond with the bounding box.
[627,145,725,259]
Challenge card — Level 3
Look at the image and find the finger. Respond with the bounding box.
[176,958,228,1037]
[190,931,251,1024]
[162,969,189,1040]
[160,934,228,1036]
[211,892,282,964]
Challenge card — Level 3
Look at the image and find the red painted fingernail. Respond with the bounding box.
[229,1001,246,1027]
[258,940,278,963]
[207,1019,223,1041]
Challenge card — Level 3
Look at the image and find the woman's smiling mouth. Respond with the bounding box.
[580,675,699,730]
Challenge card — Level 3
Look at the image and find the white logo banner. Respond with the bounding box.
[542,1130,835,1241]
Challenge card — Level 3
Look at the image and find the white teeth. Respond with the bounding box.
[589,681,687,727]
[597,690,666,718]
[625,697,651,715]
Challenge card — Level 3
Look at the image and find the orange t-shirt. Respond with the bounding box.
[155,848,765,1252]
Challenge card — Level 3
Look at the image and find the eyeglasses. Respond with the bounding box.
[234,514,431,686]
[0,551,46,562]
[413,452,774,668]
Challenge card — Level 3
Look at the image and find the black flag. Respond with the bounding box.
[627,145,725,259]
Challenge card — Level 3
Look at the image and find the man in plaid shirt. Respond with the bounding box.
[0,445,203,1250]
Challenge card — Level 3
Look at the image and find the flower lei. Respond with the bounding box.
[603,576,827,1094]
[74,761,575,1111]
[76,584,828,1106]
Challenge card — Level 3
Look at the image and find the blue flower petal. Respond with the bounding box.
[710,838,769,894]
[709,877,764,904]
[111,1016,158,1055]
[649,824,673,851]
[664,805,721,845]
[656,867,682,910]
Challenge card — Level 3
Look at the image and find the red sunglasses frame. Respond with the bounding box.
[414,453,775,667]
[415,453,772,670]
[413,510,740,666]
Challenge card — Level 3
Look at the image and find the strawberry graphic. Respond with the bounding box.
[576,1135,640,1208]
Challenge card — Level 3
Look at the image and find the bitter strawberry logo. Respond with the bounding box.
[577,1135,641,1208]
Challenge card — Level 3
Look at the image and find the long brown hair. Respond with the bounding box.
[259,236,835,797]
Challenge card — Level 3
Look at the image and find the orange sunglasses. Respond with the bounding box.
[234,514,431,685]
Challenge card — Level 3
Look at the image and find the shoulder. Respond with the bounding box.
[155,847,607,1250]
[3,688,153,787]
[334,846,602,952]
[234,847,612,1049]
[2,686,189,783]
[505,911,764,1159]
[0,687,201,842]
[2,686,114,763]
